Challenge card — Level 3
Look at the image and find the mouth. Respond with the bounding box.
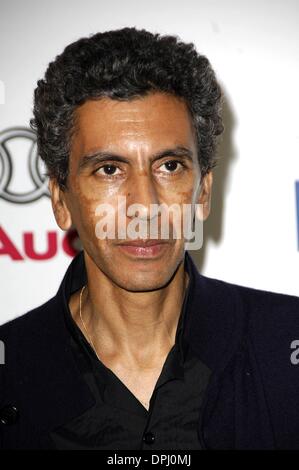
[116,239,171,258]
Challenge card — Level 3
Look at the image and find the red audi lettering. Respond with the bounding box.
[23,231,57,260]
[0,226,23,260]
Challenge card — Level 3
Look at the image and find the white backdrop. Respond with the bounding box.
[0,0,298,324]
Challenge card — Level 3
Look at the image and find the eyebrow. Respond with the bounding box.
[78,146,194,171]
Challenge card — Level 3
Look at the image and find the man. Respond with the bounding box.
[0,27,299,450]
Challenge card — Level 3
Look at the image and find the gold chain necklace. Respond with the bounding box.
[79,285,150,410]
[79,285,102,363]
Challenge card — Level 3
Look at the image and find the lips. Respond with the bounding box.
[118,239,169,247]
[117,239,170,258]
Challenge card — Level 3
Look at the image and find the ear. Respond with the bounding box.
[196,171,213,221]
[48,178,72,231]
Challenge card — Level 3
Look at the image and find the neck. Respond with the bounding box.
[71,252,189,370]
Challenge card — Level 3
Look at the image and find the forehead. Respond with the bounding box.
[72,93,196,155]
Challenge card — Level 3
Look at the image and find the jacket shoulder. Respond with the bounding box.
[231,282,299,341]
[0,296,58,341]
[235,282,299,313]
[202,274,299,321]
[219,279,299,356]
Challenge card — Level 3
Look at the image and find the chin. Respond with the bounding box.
[111,266,174,292]
[118,278,169,293]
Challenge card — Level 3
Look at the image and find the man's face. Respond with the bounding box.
[50,92,212,291]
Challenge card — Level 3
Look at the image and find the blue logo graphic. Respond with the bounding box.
[296,181,299,250]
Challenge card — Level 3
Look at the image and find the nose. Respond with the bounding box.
[126,172,160,221]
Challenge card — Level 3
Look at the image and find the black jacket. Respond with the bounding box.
[1,250,299,449]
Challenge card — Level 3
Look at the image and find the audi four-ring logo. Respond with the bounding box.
[0,127,50,204]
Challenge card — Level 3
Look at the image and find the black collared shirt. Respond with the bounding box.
[49,251,211,450]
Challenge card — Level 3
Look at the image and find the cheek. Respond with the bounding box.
[71,190,125,242]
[162,183,196,206]
[176,189,194,203]
[66,184,102,238]
[160,171,197,199]
[71,178,125,215]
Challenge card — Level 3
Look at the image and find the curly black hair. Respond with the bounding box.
[30,27,223,189]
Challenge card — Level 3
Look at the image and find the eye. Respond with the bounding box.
[95,164,122,176]
[159,160,185,174]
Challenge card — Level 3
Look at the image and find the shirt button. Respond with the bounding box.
[0,405,19,425]
[143,431,155,444]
